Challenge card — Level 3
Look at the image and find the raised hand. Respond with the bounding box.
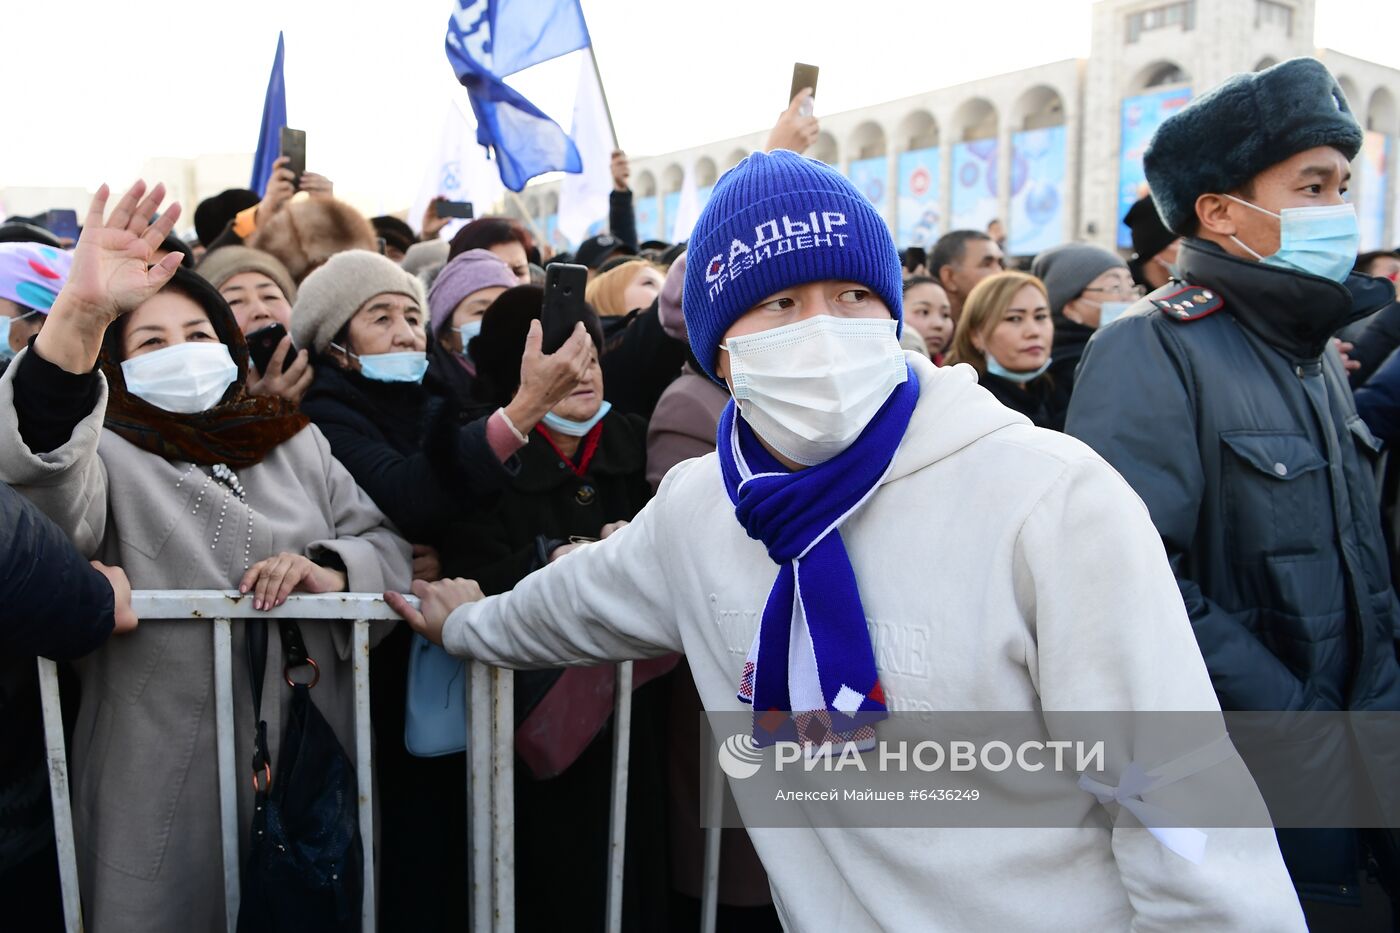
[502,319,595,434]
[256,157,296,225]
[247,335,314,403]
[765,88,820,155]
[35,181,183,374]
[422,197,451,241]
[611,150,631,192]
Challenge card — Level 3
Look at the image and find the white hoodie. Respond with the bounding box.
[442,352,1304,932]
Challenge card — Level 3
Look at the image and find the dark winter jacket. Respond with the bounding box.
[600,300,690,419]
[1068,239,1400,713]
[1355,346,1400,444]
[1345,297,1400,388]
[299,360,515,545]
[2,480,116,873]
[1066,238,1400,901]
[1047,312,1095,405]
[977,370,1067,432]
[441,410,652,595]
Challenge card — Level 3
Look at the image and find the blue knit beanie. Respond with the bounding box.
[682,150,903,383]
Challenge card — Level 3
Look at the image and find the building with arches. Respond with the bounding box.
[519,0,1399,257]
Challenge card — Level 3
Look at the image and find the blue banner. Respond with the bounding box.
[249,33,287,196]
[848,157,889,221]
[949,140,999,232]
[1118,86,1191,247]
[445,0,589,191]
[897,147,941,248]
[1358,131,1390,252]
[635,196,661,243]
[1008,126,1067,256]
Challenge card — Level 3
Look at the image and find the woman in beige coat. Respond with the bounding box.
[0,182,411,932]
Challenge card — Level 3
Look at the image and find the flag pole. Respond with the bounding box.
[586,45,619,149]
[505,190,547,245]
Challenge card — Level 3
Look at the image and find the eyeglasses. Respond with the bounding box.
[1083,283,1143,299]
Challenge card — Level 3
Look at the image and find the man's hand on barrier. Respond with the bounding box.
[91,561,138,635]
[385,578,484,647]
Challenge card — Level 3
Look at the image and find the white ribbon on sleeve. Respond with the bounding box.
[1077,733,1238,864]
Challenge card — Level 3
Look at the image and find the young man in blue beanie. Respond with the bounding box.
[391,150,1302,931]
[1066,57,1400,928]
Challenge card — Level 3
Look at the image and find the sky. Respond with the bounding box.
[2,0,1398,215]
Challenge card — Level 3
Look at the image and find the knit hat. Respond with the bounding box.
[1030,243,1129,316]
[0,242,72,312]
[1122,195,1175,262]
[402,239,450,278]
[193,188,259,247]
[290,249,426,354]
[196,245,298,304]
[427,248,518,335]
[682,149,903,382]
[248,197,378,284]
[1144,57,1362,235]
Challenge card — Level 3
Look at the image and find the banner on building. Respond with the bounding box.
[1359,131,1390,252]
[949,140,999,233]
[1008,125,1067,256]
[897,147,942,248]
[1118,86,1191,248]
[847,156,890,221]
[635,195,661,243]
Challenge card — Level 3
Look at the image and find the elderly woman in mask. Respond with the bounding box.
[443,284,674,932]
[0,182,410,932]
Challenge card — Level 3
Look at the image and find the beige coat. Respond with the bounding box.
[0,349,411,933]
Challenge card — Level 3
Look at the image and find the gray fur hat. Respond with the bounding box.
[1144,57,1362,235]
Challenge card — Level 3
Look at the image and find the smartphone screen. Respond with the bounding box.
[541,263,589,352]
[790,63,819,111]
[246,322,291,375]
[279,127,307,188]
[44,209,80,242]
[438,200,475,219]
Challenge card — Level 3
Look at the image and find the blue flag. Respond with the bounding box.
[249,33,287,196]
[445,0,591,192]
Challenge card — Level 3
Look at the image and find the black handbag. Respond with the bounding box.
[237,620,364,933]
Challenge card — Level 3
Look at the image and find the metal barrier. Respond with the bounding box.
[37,590,656,933]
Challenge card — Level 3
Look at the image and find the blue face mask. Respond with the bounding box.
[0,316,11,362]
[542,400,611,437]
[456,320,483,359]
[1098,301,1133,329]
[333,343,429,384]
[986,355,1051,384]
[1226,196,1360,284]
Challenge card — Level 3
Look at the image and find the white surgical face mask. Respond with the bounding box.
[120,342,239,414]
[724,315,908,466]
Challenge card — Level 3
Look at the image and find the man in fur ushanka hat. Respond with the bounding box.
[1067,57,1400,927]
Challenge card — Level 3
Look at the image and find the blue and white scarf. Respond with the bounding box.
[718,367,920,748]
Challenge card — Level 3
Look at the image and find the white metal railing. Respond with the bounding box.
[36,590,669,933]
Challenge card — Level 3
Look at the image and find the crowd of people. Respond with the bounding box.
[3,53,1400,932]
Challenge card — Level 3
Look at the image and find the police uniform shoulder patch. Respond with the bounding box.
[1151,285,1223,322]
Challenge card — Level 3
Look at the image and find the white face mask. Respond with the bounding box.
[120,342,239,414]
[724,315,908,466]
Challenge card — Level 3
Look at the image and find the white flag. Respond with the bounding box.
[671,160,702,242]
[557,50,614,249]
[410,98,506,240]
